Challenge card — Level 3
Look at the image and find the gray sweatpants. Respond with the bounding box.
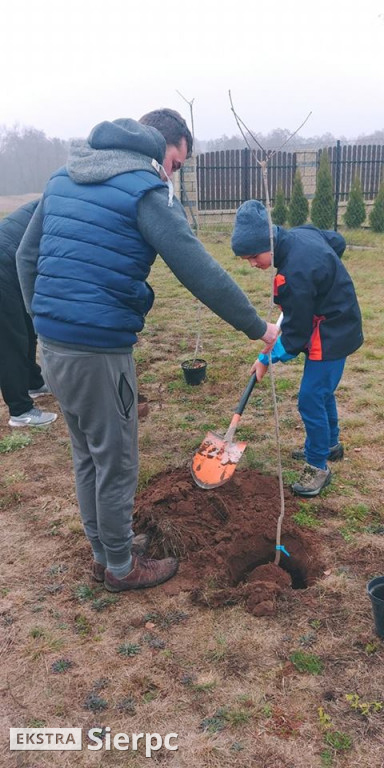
[40,341,138,572]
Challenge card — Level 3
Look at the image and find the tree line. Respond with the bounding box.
[0,126,68,195]
[196,128,384,154]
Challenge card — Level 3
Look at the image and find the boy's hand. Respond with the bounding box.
[260,322,280,351]
[250,359,269,381]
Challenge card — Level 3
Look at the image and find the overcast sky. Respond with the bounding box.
[2,0,383,143]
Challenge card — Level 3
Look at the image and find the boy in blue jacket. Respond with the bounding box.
[231,200,364,497]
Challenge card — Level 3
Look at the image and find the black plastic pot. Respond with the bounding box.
[181,359,207,386]
[367,575,384,638]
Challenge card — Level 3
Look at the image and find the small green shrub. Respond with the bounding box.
[311,151,335,229]
[200,708,228,733]
[84,693,108,712]
[117,643,141,657]
[288,170,309,226]
[369,181,384,232]
[272,186,288,226]
[290,651,323,674]
[344,176,366,228]
[51,658,73,674]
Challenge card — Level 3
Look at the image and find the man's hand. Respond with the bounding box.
[250,359,269,381]
[260,322,279,352]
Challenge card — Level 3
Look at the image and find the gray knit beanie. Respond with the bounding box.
[231,200,276,255]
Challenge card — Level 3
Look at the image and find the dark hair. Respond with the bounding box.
[139,108,193,157]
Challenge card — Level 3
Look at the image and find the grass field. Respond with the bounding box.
[0,225,384,767]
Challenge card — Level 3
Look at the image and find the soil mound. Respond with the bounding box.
[134,468,325,615]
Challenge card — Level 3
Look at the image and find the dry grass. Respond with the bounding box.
[0,227,384,767]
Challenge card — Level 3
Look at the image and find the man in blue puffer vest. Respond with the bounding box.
[17,109,280,592]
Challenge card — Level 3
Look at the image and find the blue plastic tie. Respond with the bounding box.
[276,545,290,557]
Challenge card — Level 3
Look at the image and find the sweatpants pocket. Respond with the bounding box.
[118,373,134,418]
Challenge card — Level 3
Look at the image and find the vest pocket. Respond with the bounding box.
[118,373,134,418]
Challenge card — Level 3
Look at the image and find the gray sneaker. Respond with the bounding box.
[8,408,57,428]
[292,464,332,497]
[28,384,51,398]
[292,443,344,462]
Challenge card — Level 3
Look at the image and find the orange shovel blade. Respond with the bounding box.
[191,431,247,489]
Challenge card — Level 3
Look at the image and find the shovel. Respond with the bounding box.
[191,313,283,490]
[191,374,259,489]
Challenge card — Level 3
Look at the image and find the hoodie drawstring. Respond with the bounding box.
[151,159,174,207]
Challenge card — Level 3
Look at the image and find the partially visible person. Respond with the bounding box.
[0,202,57,427]
[17,110,279,593]
[231,199,363,498]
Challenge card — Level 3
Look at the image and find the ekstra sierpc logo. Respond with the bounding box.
[10,728,179,755]
[10,729,82,750]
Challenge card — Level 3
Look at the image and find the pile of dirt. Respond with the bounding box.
[134,468,325,616]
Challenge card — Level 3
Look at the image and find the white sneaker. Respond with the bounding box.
[8,408,57,428]
[28,384,51,398]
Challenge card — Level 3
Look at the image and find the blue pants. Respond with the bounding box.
[298,357,346,470]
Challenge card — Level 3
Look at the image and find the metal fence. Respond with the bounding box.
[323,141,384,203]
[195,143,384,212]
[196,149,295,210]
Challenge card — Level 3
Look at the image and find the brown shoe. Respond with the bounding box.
[104,554,179,592]
[91,535,149,582]
[92,561,106,582]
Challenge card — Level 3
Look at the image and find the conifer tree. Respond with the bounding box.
[344,176,366,228]
[271,186,288,226]
[287,170,309,227]
[311,151,334,229]
[369,181,384,232]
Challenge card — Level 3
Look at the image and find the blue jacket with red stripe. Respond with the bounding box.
[273,225,363,360]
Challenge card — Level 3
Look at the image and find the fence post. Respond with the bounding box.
[241,148,250,203]
[179,156,199,231]
[334,140,341,231]
[294,149,317,202]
